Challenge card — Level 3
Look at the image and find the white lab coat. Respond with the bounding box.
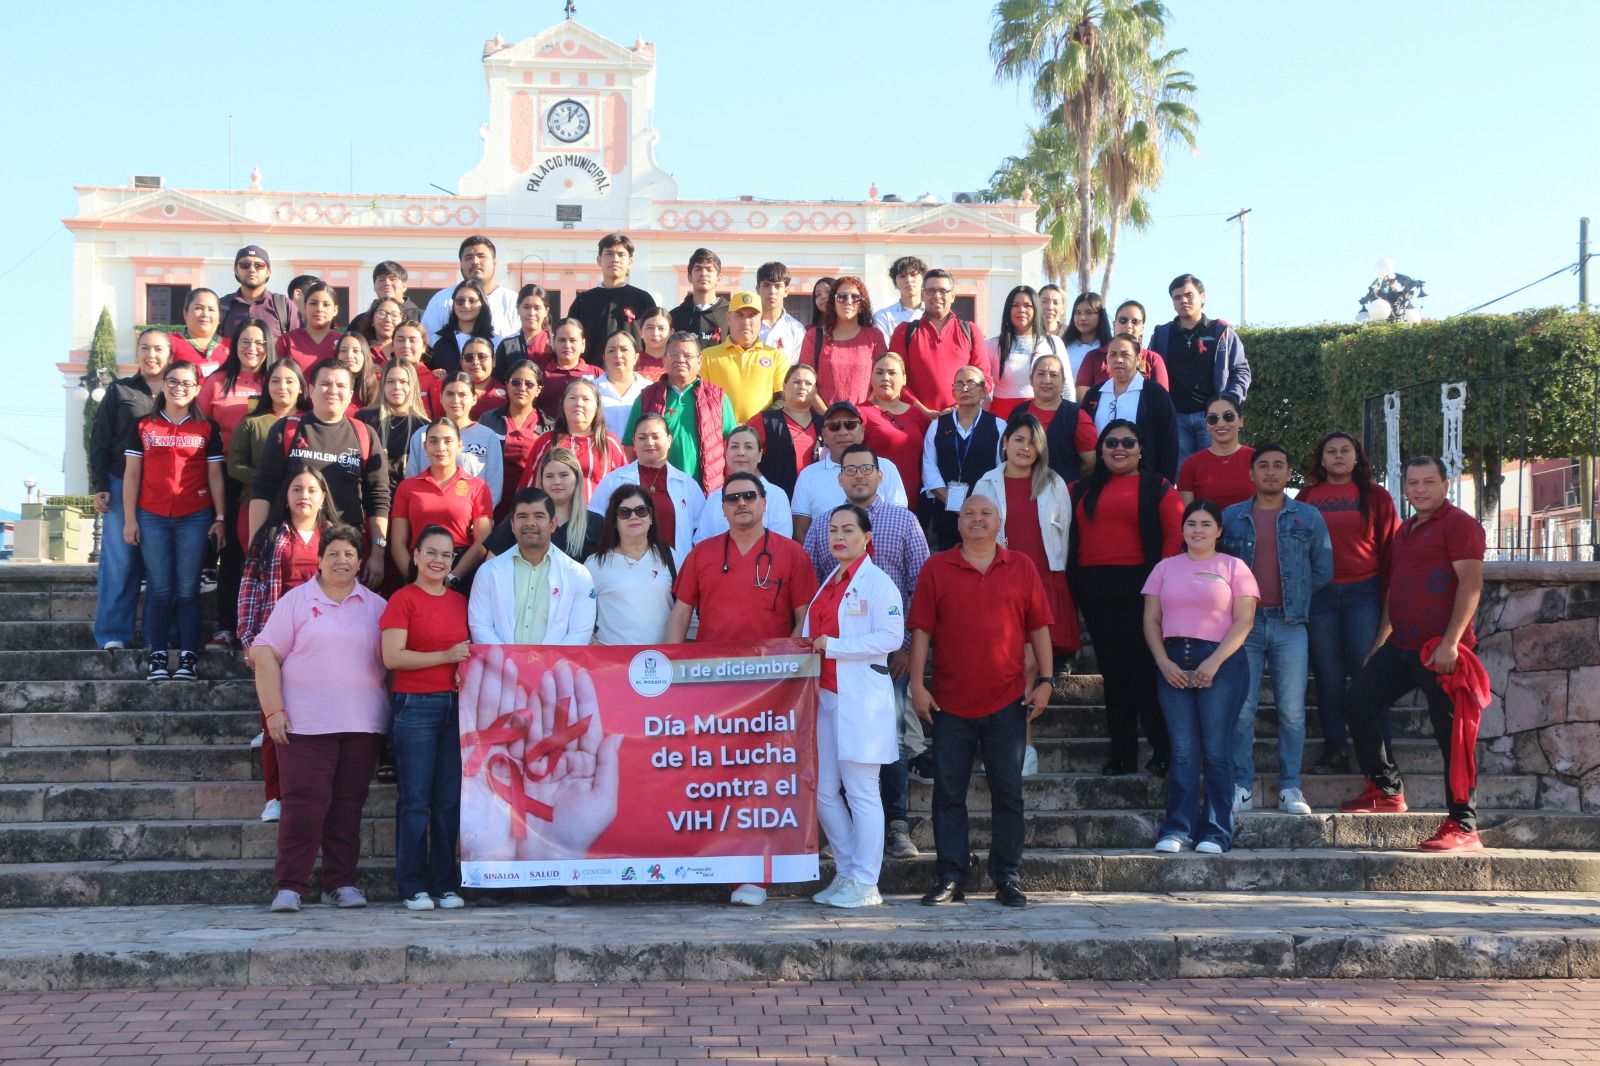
[971,467,1073,572]
[800,556,904,764]
[589,461,707,561]
[468,543,596,646]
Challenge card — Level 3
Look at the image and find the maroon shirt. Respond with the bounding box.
[1385,500,1486,651]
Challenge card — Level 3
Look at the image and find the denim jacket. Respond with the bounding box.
[1219,496,1333,624]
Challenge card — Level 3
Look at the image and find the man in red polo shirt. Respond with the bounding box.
[890,269,986,414]
[908,493,1053,908]
[1340,456,1486,852]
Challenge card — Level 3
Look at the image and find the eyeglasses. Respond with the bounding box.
[840,463,876,476]
[374,310,402,322]
[722,490,761,504]
[924,287,953,297]
[507,378,539,389]
[1206,412,1238,425]
[1115,315,1143,325]
[1103,436,1140,450]
[236,340,268,351]
[952,380,985,391]
[833,293,862,304]
[616,505,652,520]
[164,380,198,391]
[823,419,860,432]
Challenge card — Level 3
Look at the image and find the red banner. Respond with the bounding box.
[458,640,820,888]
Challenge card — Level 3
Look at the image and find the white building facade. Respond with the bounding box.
[59,17,1044,492]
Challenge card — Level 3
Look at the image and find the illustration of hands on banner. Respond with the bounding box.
[458,646,624,862]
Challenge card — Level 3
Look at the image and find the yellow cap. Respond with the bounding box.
[729,290,760,314]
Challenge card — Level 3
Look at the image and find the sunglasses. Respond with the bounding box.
[1115,315,1143,325]
[1103,436,1140,450]
[833,293,862,304]
[824,419,860,432]
[507,378,539,388]
[237,260,267,270]
[616,505,651,520]
[1206,412,1238,425]
[722,490,761,504]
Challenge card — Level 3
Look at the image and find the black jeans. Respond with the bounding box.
[1075,565,1169,766]
[931,700,1026,887]
[215,475,246,636]
[1346,643,1476,830]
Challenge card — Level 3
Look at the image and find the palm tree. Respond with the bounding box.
[1097,46,1197,299]
[991,0,1169,294]
[981,122,1106,284]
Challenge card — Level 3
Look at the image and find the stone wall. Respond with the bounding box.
[1477,562,1600,812]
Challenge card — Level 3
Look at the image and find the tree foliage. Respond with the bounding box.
[80,308,119,484]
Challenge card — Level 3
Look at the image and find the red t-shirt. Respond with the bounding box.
[196,369,264,456]
[1179,446,1256,509]
[275,328,339,374]
[861,404,931,505]
[125,411,224,517]
[747,411,819,479]
[808,555,865,693]
[1297,481,1398,586]
[1385,500,1486,651]
[390,469,493,549]
[380,583,470,694]
[1033,404,1101,455]
[168,334,230,376]
[892,316,988,410]
[907,547,1052,717]
[675,531,819,643]
[285,527,321,589]
[1073,475,1184,567]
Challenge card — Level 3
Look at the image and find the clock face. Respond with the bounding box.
[546,99,590,143]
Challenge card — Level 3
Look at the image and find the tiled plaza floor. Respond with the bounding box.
[2,978,1598,1065]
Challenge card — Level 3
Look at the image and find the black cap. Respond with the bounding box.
[234,245,270,266]
[821,401,861,422]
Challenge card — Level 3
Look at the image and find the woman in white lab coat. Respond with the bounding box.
[801,503,905,909]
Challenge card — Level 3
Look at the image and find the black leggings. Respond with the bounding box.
[215,476,245,635]
[1075,564,1169,765]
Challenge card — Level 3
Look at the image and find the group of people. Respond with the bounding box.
[86,233,1488,914]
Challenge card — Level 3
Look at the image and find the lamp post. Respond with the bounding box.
[1357,258,1427,324]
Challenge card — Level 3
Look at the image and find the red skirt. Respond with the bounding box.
[1043,567,1081,653]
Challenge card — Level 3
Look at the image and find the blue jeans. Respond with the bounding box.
[1176,410,1211,470]
[1157,637,1248,850]
[1233,609,1309,792]
[94,477,143,647]
[878,674,911,826]
[931,700,1026,886]
[138,507,211,654]
[1308,577,1389,753]
[389,691,462,899]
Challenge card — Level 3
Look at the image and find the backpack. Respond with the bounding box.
[281,415,373,463]
[897,316,973,353]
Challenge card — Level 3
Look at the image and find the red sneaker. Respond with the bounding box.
[1418,818,1482,852]
[1339,781,1408,813]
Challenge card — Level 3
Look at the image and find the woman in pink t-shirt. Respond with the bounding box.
[254,523,389,914]
[799,274,886,412]
[1140,499,1258,855]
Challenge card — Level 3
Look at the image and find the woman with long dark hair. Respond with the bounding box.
[522,378,624,497]
[406,373,505,513]
[1178,395,1255,508]
[478,359,550,520]
[987,285,1068,422]
[1067,419,1184,776]
[275,281,341,372]
[493,283,553,380]
[355,295,406,361]
[334,333,380,413]
[1064,292,1112,380]
[585,486,681,644]
[800,274,886,411]
[427,280,496,377]
[809,277,836,327]
[1297,430,1399,773]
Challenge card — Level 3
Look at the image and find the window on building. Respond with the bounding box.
[954,296,975,324]
[144,284,191,327]
[328,286,352,326]
[408,288,441,321]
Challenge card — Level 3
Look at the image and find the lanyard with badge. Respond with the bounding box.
[945,419,975,512]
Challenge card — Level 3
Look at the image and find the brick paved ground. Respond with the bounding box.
[1,979,1599,1065]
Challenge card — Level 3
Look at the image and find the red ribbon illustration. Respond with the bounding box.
[467,696,591,838]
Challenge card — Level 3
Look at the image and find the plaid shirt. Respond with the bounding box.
[803,499,929,651]
[236,526,298,649]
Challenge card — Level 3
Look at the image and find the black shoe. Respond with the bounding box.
[171,651,199,682]
[146,651,170,682]
[1145,755,1169,777]
[995,880,1028,908]
[1308,749,1350,775]
[530,886,575,907]
[920,881,965,905]
[1101,758,1135,776]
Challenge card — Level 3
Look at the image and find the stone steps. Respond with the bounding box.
[0,621,96,650]
[0,847,1596,909]
[0,591,96,623]
[0,710,261,747]
[0,745,258,784]
[0,680,254,714]
[0,780,389,824]
[0,650,249,681]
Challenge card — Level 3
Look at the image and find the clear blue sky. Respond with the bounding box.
[2,0,1595,498]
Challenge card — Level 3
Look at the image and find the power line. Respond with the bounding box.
[0,227,64,283]
[1454,262,1577,316]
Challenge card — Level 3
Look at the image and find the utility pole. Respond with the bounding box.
[227,116,234,190]
[1580,216,1590,310]
[1227,207,1252,325]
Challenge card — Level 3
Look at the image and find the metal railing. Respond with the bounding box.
[1361,363,1600,561]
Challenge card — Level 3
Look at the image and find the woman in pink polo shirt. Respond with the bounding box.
[254,523,389,913]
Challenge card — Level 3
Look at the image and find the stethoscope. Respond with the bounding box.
[722,530,776,589]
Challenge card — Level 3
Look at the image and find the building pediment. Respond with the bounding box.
[97,189,252,225]
[486,19,652,71]
[884,203,1035,238]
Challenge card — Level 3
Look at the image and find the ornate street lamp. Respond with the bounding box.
[1357,257,1427,324]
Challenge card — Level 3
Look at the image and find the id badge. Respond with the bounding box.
[945,482,968,512]
[845,599,867,617]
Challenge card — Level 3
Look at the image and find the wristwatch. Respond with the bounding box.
[371,536,388,548]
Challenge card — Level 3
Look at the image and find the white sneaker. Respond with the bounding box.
[1279,787,1313,815]
[729,884,767,906]
[1194,841,1224,855]
[250,731,265,749]
[1021,745,1039,778]
[812,874,847,905]
[269,889,300,913]
[828,880,882,908]
[1232,785,1254,813]
[437,892,466,909]
[404,892,435,911]
[321,886,367,908]
[260,799,281,822]
[101,641,125,651]
[1153,835,1187,853]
